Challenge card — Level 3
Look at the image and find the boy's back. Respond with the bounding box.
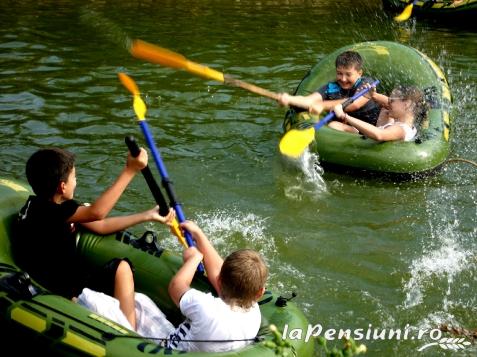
[15,195,81,296]
[168,288,261,352]
[168,224,268,353]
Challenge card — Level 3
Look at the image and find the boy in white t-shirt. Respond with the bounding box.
[168,220,268,352]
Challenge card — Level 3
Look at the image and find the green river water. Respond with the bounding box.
[0,1,476,356]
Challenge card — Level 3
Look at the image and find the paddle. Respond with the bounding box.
[125,135,187,248]
[394,0,418,22]
[279,80,379,158]
[118,72,204,273]
[129,39,281,101]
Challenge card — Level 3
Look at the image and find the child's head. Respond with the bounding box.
[219,249,268,309]
[26,148,76,200]
[335,51,363,90]
[388,86,428,124]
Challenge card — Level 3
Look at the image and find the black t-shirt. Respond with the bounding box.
[317,76,381,125]
[14,196,81,298]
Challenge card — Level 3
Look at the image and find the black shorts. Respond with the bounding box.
[85,257,135,297]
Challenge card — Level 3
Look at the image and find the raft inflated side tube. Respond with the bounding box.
[0,178,315,356]
[283,41,452,175]
[383,0,477,18]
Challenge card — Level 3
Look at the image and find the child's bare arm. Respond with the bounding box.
[180,221,224,294]
[81,207,175,235]
[169,247,204,307]
[318,96,371,112]
[334,104,405,141]
[278,92,323,113]
[68,149,147,223]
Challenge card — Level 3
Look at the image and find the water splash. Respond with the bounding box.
[402,222,473,309]
[283,149,327,201]
[196,209,269,243]
[145,207,273,255]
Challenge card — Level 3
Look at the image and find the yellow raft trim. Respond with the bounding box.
[11,307,47,332]
[89,313,130,335]
[0,179,29,193]
[62,331,106,357]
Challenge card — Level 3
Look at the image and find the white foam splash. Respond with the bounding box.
[284,149,328,200]
[194,209,276,256]
[402,223,472,308]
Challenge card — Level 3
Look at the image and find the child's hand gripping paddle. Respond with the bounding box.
[125,135,187,248]
[279,80,379,158]
[119,72,204,273]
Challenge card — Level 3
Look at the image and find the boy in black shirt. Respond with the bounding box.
[15,147,174,330]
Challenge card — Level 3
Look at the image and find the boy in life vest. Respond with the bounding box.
[14,147,175,330]
[278,50,381,131]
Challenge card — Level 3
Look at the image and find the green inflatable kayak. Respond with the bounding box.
[0,178,314,356]
[383,0,477,18]
[282,41,452,175]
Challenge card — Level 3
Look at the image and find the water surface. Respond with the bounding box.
[0,1,476,355]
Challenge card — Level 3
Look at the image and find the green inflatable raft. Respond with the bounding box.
[282,41,452,175]
[0,178,314,356]
[383,0,477,18]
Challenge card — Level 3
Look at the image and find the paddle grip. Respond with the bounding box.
[125,136,169,216]
[313,80,380,130]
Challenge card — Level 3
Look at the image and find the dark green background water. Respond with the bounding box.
[0,1,476,356]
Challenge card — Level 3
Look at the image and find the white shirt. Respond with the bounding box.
[168,288,261,352]
[379,122,417,141]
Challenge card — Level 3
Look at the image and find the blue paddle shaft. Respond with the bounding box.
[313,80,380,130]
[138,121,204,273]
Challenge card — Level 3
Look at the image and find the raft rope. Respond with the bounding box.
[444,157,477,169]
[102,332,263,343]
[439,324,477,341]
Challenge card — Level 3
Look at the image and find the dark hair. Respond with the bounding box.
[391,85,429,125]
[335,51,363,71]
[26,148,75,199]
[219,249,268,309]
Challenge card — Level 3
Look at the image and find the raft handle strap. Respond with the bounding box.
[275,292,297,307]
[0,272,41,300]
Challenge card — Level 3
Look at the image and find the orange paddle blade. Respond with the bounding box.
[118,72,139,96]
[130,39,225,82]
[130,39,188,69]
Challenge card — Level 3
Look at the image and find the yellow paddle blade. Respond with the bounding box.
[133,95,146,121]
[170,219,187,248]
[279,127,315,158]
[130,39,225,83]
[118,72,139,96]
[394,3,414,22]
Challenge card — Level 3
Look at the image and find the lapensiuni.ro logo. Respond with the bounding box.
[282,324,472,352]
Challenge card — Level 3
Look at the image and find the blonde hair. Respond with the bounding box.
[219,249,268,309]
